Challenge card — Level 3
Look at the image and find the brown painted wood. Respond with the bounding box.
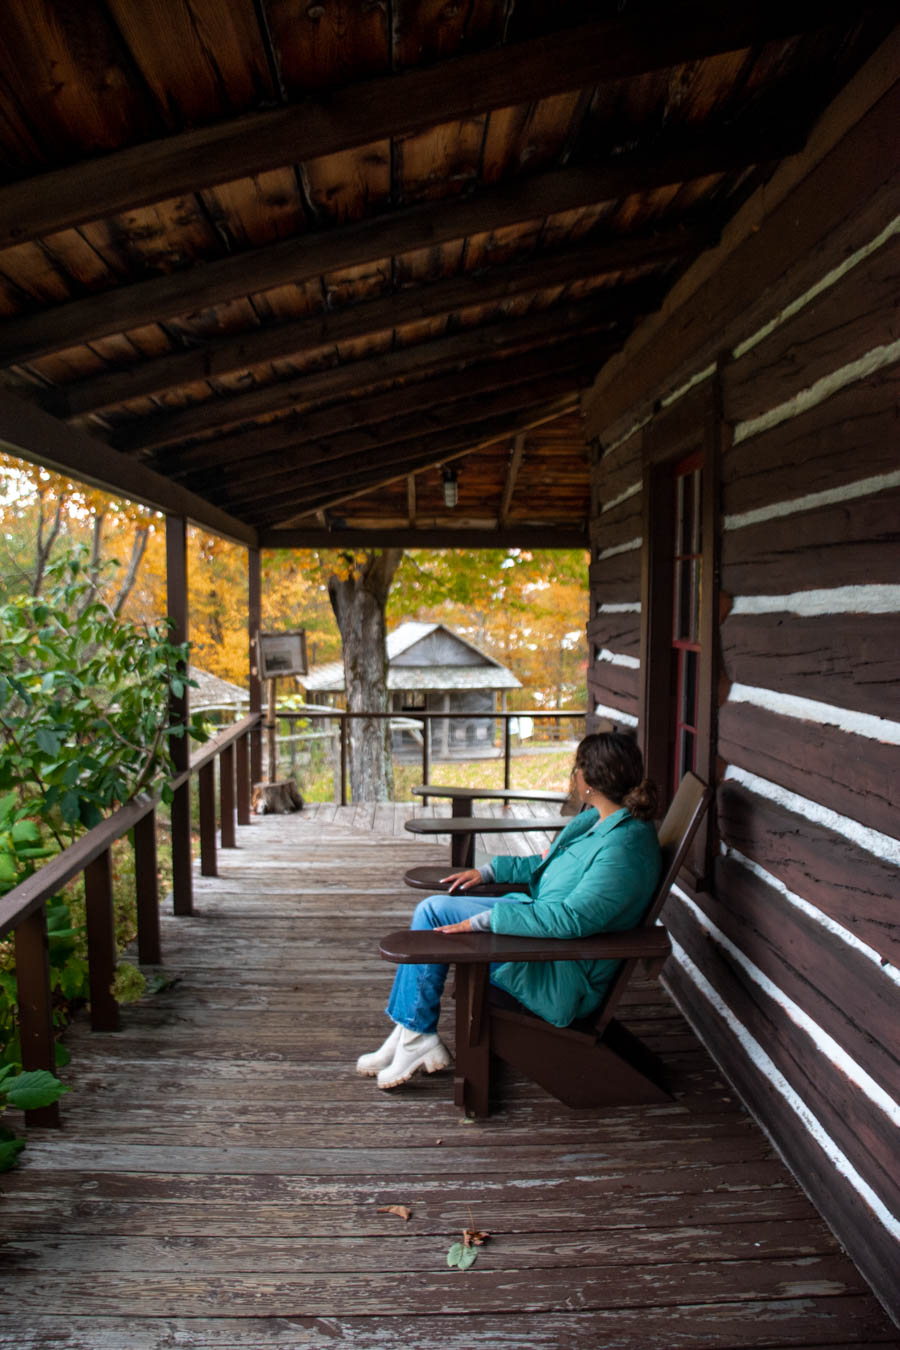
[219,743,236,851]
[716,780,900,967]
[0,127,805,369]
[588,548,642,607]
[585,613,642,659]
[235,732,250,828]
[589,665,641,717]
[720,612,899,719]
[166,516,192,916]
[66,250,671,419]
[132,808,161,967]
[665,905,900,1318]
[83,851,119,1034]
[721,365,900,517]
[717,700,899,840]
[593,428,644,507]
[198,761,218,879]
[13,908,59,1127]
[722,484,900,593]
[706,855,900,1101]
[723,234,900,423]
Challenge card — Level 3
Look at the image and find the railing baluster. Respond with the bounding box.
[198,760,217,877]
[14,907,59,1127]
[422,719,431,805]
[133,807,161,966]
[220,742,236,849]
[340,715,348,807]
[236,730,250,825]
[504,717,512,790]
[84,850,119,1033]
[170,782,193,915]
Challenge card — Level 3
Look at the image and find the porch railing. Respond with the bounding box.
[0,713,262,1128]
[275,708,586,805]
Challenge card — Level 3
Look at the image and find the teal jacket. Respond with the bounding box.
[487,807,661,1027]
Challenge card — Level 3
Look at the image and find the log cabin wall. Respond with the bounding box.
[582,72,900,1319]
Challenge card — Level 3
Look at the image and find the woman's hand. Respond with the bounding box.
[433,918,473,933]
[440,868,482,893]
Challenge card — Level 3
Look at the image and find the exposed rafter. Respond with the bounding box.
[0,125,805,369]
[0,2,850,251]
[499,435,527,529]
[110,302,621,452]
[58,240,680,418]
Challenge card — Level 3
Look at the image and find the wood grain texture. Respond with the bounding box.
[717,700,899,839]
[716,780,900,967]
[2,802,893,1345]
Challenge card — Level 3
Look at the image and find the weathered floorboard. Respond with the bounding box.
[0,803,894,1349]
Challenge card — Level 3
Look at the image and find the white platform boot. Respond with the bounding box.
[376,1027,452,1090]
[355,1022,403,1076]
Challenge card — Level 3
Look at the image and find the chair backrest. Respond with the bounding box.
[590,771,713,1035]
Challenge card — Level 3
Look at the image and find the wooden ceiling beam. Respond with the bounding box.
[112,300,621,452]
[260,525,589,550]
[0,125,805,369]
[0,3,852,251]
[201,367,595,507]
[154,336,604,476]
[499,435,527,529]
[249,396,579,527]
[61,238,681,417]
[0,390,256,547]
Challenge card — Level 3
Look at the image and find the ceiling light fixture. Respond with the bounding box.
[442,466,459,508]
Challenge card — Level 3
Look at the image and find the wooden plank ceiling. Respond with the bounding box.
[0,1,891,548]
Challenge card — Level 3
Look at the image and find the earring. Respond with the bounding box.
[584,787,592,796]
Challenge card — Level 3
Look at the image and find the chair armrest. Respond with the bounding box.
[379,927,670,965]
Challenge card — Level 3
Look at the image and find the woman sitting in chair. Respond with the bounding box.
[356,732,661,1090]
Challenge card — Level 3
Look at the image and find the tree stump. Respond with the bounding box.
[252,780,304,814]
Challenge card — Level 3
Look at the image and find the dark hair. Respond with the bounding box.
[574,732,658,821]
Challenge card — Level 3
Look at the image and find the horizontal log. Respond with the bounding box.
[716,780,900,966]
[588,666,641,717]
[0,3,838,251]
[0,126,806,368]
[586,612,642,659]
[665,896,900,1219]
[717,700,898,839]
[720,612,900,720]
[664,924,900,1322]
[592,429,644,505]
[723,232,900,423]
[589,549,642,606]
[706,855,900,1101]
[722,365,900,517]
[112,302,614,451]
[589,496,643,555]
[721,483,900,592]
[64,247,673,418]
[582,52,900,444]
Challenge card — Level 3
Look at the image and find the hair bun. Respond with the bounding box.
[623,777,658,821]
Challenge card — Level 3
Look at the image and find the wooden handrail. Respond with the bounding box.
[2,710,262,1125]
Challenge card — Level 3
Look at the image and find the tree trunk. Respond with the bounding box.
[327,550,403,802]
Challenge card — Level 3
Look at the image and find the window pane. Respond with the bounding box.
[689,556,702,642]
[681,649,699,730]
[679,726,696,779]
[692,467,703,554]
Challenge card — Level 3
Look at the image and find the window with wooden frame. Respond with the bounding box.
[638,380,722,888]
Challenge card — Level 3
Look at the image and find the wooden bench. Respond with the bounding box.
[404,813,570,869]
[382,772,713,1117]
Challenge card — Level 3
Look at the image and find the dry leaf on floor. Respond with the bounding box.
[377,1204,412,1221]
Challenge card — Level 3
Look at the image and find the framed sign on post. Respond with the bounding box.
[256,631,308,790]
[257,630,308,680]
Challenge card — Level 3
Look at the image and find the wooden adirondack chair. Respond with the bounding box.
[380,771,713,1116]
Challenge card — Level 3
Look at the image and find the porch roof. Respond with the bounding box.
[0,3,892,550]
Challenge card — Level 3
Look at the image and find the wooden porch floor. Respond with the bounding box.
[1,803,897,1349]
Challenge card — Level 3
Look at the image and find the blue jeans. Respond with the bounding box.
[385,892,525,1033]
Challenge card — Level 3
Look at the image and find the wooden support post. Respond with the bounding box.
[84,851,119,1033]
[236,730,250,825]
[248,547,263,785]
[133,808,161,966]
[198,760,217,877]
[453,964,491,1118]
[220,742,236,847]
[14,908,59,1127]
[421,716,430,802]
[339,715,348,806]
[503,715,512,791]
[166,515,192,915]
[265,677,278,780]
